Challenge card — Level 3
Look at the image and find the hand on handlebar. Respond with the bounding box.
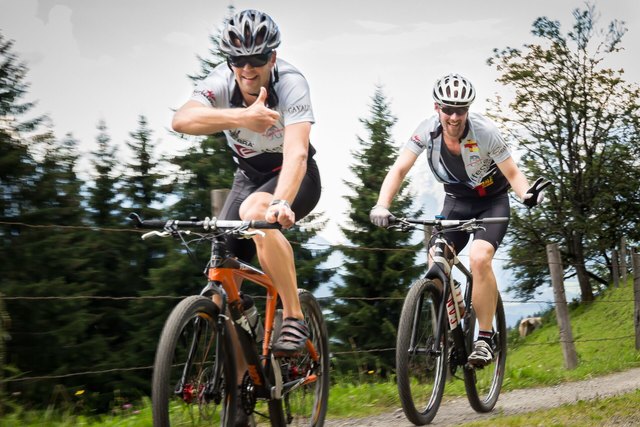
[521,177,552,208]
[370,205,393,227]
[265,200,295,229]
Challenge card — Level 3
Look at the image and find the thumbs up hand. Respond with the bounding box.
[242,87,281,133]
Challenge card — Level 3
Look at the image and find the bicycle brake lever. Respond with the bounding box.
[141,230,171,240]
[233,229,266,239]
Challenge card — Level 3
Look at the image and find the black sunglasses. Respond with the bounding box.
[227,52,272,68]
[439,105,469,116]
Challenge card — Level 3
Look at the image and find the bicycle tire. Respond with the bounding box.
[270,289,330,426]
[152,295,236,427]
[396,279,447,426]
[463,293,507,413]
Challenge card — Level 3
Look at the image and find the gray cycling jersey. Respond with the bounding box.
[405,112,511,198]
[191,58,314,175]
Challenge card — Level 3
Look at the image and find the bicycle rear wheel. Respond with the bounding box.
[152,295,236,427]
[463,293,507,413]
[271,289,330,426]
[396,279,447,426]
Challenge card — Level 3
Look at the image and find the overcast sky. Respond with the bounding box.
[2,0,639,237]
[2,0,638,320]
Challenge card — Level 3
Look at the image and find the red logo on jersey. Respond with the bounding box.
[234,144,256,157]
[464,140,479,152]
[411,135,425,148]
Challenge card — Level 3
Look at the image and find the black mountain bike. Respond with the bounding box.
[391,216,508,425]
[130,213,330,426]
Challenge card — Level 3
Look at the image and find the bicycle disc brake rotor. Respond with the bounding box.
[197,366,216,420]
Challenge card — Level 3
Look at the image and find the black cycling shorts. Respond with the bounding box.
[218,159,321,262]
[438,193,510,252]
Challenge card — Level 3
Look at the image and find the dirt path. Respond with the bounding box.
[324,367,640,426]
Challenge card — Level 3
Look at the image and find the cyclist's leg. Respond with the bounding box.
[430,196,471,286]
[218,169,261,264]
[240,161,321,354]
[468,194,510,366]
[471,193,510,331]
[216,170,261,426]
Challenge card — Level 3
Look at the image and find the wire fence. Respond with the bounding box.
[1,291,637,385]
[0,220,627,267]
[1,220,638,386]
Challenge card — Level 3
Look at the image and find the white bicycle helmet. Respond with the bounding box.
[220,9,281,56]
[432,74,476,107]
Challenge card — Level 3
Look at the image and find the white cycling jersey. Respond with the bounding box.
[405,112,512,198]
[191,58,314,166]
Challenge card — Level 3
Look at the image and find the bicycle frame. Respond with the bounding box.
[196,235,321,401]
[423,231,474,366]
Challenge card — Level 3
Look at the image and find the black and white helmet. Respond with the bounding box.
[220,9,281,56]
[432,73,476,107]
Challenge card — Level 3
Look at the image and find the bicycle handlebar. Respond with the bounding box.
[128,213,282,231]
[389,216,509,229]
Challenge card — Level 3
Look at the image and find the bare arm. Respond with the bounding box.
[172,87,280,135]
[273,122,311,203]
[265,121,312,227]
[375,148,419,208]
[497,156,529,200]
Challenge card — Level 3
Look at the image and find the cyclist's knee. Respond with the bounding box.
[469,241,495,271]
[239,192,270,220]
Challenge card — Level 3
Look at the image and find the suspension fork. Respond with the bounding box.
[176,311,212,397]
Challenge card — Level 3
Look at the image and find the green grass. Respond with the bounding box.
[326,279,640,419]
[0,399,153,426]
[462,389,640,426]
[3,280,639,425]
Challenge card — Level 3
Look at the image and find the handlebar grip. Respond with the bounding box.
[128,213,168,229]
[249,220,282,230]
[482,217,509,224]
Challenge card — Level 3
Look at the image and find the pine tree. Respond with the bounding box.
[329,86,422,378]
[5,131,105,405]
[83,120,140,407]
[0,32,54,407]
[0,32,41,221]
[116,115,172,401]
[88,119,121,226]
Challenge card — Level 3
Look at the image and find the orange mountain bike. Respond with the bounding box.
[130,213,330,427]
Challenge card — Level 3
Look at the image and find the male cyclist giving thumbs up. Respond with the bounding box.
[172,9,321,359]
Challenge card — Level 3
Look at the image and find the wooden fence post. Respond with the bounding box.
[633,252,640,351]
[211,189,230,217]
[612,248,620,287]
[620,237,628,285]
[546,243,578,369]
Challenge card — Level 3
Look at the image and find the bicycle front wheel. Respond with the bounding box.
[272,289,330,426]
[152,295,236,427]
[396,279,447,426]
[463,293,507,413]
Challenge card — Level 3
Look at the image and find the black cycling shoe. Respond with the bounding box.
[271,317,309,357]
